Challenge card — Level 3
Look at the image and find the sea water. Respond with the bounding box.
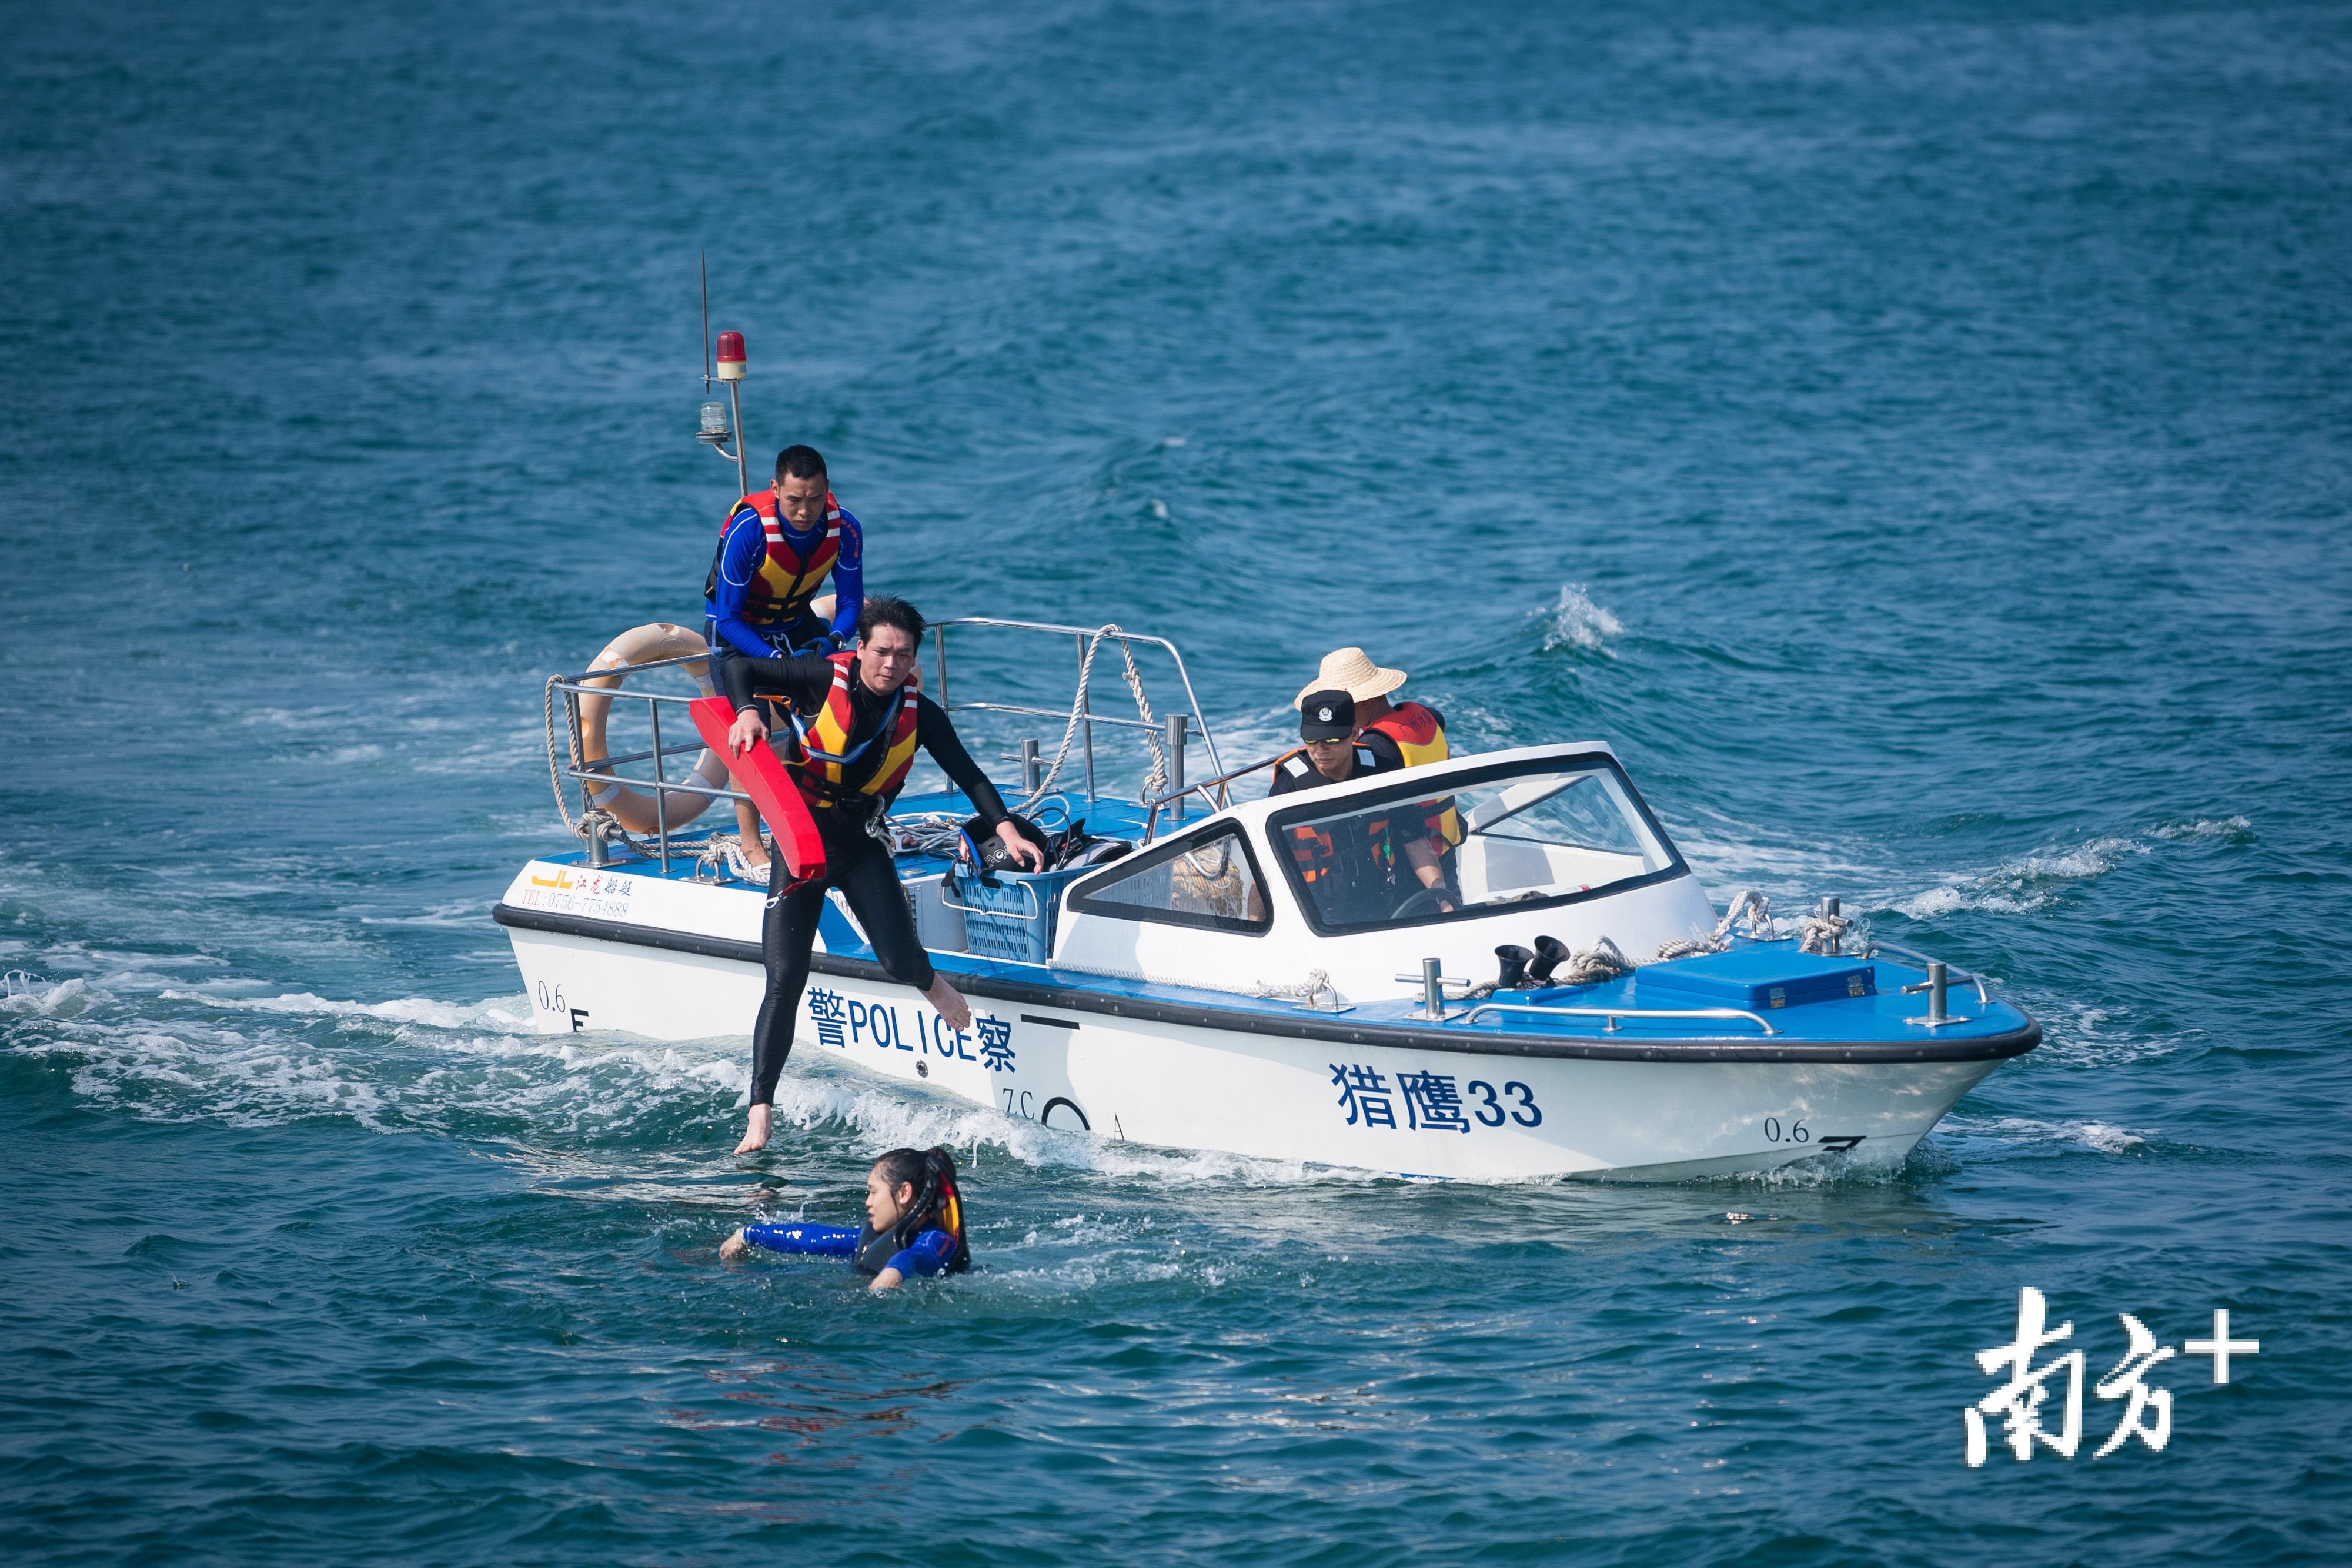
[4,1,2350,1561]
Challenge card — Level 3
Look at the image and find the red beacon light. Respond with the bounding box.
[714,331,747,382]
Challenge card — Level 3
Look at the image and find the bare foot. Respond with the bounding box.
[923,975,973,1034]
[719,1229,748,1262]
[734,1103,772,1155]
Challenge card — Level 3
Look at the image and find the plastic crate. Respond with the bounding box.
[942,863,1087,964]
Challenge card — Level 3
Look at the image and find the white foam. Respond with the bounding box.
[1890,835,2146,918]
[1536,582,1623,654]
[2077,1121,2147,1155]
[764,1062,1384,1189]
[356,900,493,930]
[1723,1136,1914,1188]
[158,989,534,1031]
[1941,1115,2149,1155]
[2149,815,2254,842]
[0,975,109,1017]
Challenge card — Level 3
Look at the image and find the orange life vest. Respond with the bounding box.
[784,652,920,815]
[706,489,844,628]
[1273,747,1375,884]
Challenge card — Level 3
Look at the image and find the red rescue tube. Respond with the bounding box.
[691,696,827,885]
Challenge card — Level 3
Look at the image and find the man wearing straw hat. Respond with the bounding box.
[1292,647,1452,774]
[1289,649,1458,911]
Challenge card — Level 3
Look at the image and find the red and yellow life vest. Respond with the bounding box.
[714,489,844,628]
[1361,701,1461,855]
[1361,701,1448,768]
[785,652,920,814]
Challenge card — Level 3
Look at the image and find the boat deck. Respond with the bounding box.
[505,785,2036,1063]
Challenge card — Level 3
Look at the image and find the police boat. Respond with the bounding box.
[494,616,2039,1182]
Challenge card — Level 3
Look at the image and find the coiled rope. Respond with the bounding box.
[1002,625,1169,820]
[1552,935,1633,987]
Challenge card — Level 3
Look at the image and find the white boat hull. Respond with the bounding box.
[503,919,1999,1182]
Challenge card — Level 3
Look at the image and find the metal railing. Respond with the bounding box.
[1459,1001,1780,1037]
[1866,941,1991,1007]
[1136,747,1295,839]
[549,652,749,875]
[929,617,1225,813]
[547,620,1227,872]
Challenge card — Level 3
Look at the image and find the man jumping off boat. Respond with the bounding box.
[704,444,867,880]
[720,594,1043,1155]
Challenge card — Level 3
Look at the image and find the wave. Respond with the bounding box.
[1535,583,1623,655]
[1936,1114,2150,1156]
[1882,813,2257,921]
[1721,1135,1916,1188]
[1,975,109,1018]
[159,988,536,1031]
[764,1066,1394,1189]
[12,977,1396,1189]
[2149,815,2254,842]
[1889,834,2146,918]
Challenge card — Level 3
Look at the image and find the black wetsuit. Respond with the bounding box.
[721,652,1011,1107]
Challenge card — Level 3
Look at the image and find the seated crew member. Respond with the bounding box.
[1292,646,1451,774]
[1268,689,1387,796]
[720,595,1043,1155]
[1289,653,1458,912]
[719,1147,971,1291]
[1270,690,1452,920]
[705,444,867,880]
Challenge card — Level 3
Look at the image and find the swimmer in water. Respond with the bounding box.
[719,1146,971,1290]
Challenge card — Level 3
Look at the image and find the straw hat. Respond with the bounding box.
[1293,647,1408,710]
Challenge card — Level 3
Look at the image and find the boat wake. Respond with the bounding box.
[5,971,1392,1189]
[1933,1112,2153,1158]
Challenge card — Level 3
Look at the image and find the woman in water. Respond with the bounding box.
[719,1146,971,1290]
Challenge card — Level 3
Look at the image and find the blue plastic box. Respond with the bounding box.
[1634,947,1877,1011]
[943,863,1088,964]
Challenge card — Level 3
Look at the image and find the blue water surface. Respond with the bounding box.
[5,0,2350,1561]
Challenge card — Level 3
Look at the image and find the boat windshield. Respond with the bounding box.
[1264,755,1682,933]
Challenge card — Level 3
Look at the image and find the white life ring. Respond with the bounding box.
[575,623,731,833]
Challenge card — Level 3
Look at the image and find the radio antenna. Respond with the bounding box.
[700,249,714,392]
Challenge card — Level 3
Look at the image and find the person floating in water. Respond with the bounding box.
[719,1146,972,1290]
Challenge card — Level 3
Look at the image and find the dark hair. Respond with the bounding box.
[871,1146,971,1273]
[775,444,828,483]
[856,594,924,645]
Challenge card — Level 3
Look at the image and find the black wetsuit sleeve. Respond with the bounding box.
[914,694,1008,827]
[721,651,836,714]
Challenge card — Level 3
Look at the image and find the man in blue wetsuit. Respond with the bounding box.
[703,444,867,878]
